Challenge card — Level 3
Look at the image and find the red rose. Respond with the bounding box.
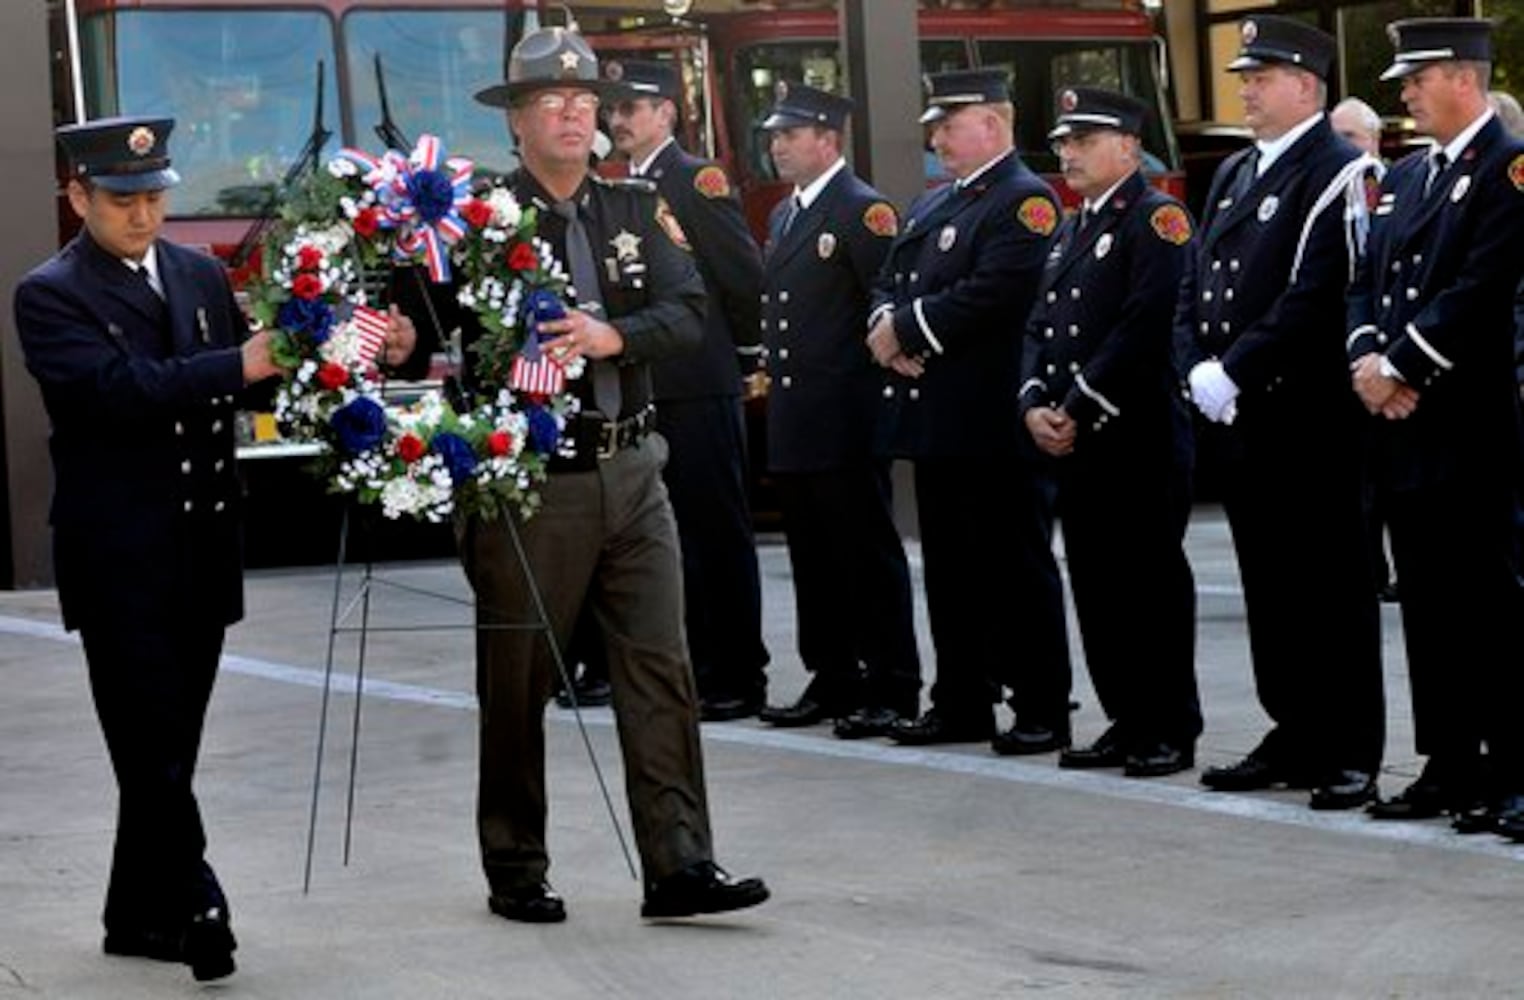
[461,199,493,229]
[291,273,323,301]
[486,430,512,457]
[316,362,349,391]
[507,242,538,271]
[297,245,324,271]
[353,207,380,238]
[396,433,426,464]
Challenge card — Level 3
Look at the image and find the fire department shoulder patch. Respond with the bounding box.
[1509,154,1524,192]
[1017,196,1058,236]
[693,165,730,199]
[863,201,898,237]
[655,197,691,251]
[1149,204,1192,245]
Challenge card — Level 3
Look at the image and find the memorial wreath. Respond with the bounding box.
[243,135,584,523]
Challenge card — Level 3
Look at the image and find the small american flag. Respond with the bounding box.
[509,354,566,395]
[350,305,391,365]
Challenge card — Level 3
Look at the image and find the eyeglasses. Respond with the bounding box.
[523,91,601,115]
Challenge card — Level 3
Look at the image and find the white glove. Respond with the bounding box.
[1189,360,1240,424]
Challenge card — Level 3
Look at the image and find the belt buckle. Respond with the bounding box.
[596,420,619,460]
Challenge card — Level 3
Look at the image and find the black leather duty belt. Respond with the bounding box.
[551,405,655,471]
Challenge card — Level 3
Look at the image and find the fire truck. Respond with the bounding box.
[49,0,1183,555]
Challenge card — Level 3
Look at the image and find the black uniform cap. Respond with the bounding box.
[760,81,853,131]
[56,116,180,192]
[604,58,681,102]
[1381,18,1494,82]
[919,69,1012,125]
[1048,87,1149,139]
[1226,16,1337,81]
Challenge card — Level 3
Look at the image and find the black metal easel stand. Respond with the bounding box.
[301,503,637,893]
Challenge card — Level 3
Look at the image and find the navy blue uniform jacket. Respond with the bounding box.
[1347,114,1524,490]
[762,166,897,473]
[642,142,763,400]
[869,152,1060,459]
[14,232,253,631]
[1020,170,1194,470]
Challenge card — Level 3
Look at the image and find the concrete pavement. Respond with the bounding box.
[2,506,1522,998]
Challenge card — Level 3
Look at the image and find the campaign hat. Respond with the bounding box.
[474,26,624,107]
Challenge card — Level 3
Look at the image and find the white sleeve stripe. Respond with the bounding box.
[912,298,944,354]
[1018,378,1046,397]
[867,304,894,330]
[1345,324,1379,351]
[1075,374,1121,417]
[1406,322,1454,370]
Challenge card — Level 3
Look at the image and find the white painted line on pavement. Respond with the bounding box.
[3,613,1516,863]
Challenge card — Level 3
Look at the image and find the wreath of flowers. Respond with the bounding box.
[242,135,585,523]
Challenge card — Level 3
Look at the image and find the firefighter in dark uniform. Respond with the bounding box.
[1175,16,1385,810]
[753,82,923,738]
[867,70,1074,752]
[398,26,769,923]
[603,58,770,721]
[1347,18,1524,837]
[1019,88,1201,777]
[12,117,291,981]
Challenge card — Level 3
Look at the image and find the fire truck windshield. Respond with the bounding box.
[78,9,337,217]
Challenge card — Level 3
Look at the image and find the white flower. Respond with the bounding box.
[328,157,359,178]
[487,187,522,229]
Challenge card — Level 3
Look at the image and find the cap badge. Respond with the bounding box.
[775,80,789,102]
[127,126,156,157]
[560,50,583,72]
[1242,20,1258,45]
[1060,89,1078,113]
[605,60,624,82]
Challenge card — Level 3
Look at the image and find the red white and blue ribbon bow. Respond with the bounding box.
[336,134,473,282]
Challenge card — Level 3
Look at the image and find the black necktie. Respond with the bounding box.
[552,200,621,418]
[128,261,162,300]
[1425,150,1449,197]
[780,195,801,237]
[1228,149,1260,204]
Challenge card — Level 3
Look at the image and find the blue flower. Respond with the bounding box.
[431,432,478,484]
[330,397,387,455]
[525,405,561,455]
[519,290,566,361]
[277,297,335,344]
[407,168,456,224]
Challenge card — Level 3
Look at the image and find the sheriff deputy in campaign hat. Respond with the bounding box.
[1347,15,1524,841]
[1179,12,1391,812]
[396,22,773,924]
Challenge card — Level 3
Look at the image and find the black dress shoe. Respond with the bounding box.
[1200,754,1310,792]
[758,696,831,728]
[488,883,567,924]
[833,707,903,740]
[1125,742,1194,778]
[1494,794,1524,841]
[183,907,236,982]
[1058,726,1124,769]
[991,721,1069,757]
[554,675,613,709]
[1365,778,1454,820]
[103,926,184,963]
[641,861,769,919]
[1309,770,1378,811]
[700,694,763,722]
[889,708,994,746]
